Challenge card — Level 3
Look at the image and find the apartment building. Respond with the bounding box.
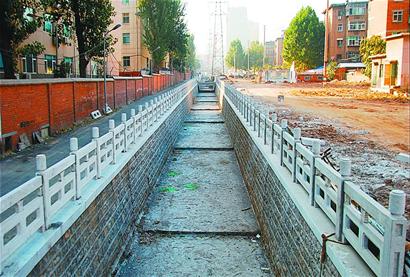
[264,41,275,66]
[15,12,79,78]
[274,36,284,66]
[109,0,151,75]
[324,1,368,63]
[368,0,410,37]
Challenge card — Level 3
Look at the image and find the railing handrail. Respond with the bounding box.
[218,80,408,277]
[0,80,195,272]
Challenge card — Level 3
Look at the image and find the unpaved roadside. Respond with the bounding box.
[231,79,410,216]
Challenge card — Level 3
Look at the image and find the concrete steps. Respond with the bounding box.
[117,91,271,276]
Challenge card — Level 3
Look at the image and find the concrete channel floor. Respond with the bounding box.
[0,84,183,196]
[117,92,272,276]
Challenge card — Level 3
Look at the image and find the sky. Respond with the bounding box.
[183,0,340,55]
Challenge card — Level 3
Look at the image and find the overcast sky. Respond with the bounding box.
[183,0,341,55]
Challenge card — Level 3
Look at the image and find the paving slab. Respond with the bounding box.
[175,123,232,149]
[191,102,220,110]
[197,92,216,97]
[143,150,258,233]
[117,234,271,277]
[185,111,224,123]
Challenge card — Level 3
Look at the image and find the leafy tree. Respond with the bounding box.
[326,60,338,81]
[0,0,43,78]
[183,34,199,72]
[138,0,188,72]
[245,41,264,70]
[283,6,324,71]
[359,35,386,78]
[226,39,246,70]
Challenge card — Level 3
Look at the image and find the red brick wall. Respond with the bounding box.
[1,74,186,152]
[74,82,98,122]
[49,82,74,133]
[387,0,410,36]
[114,79,127,108]
[1,83,49,147]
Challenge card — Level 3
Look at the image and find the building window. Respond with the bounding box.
[123,56,131,67]
[348,21,366,31]
[304,76,311,81]
[122,33,130,44]
[22,55,37,73]
[336,54,342,60]
[337,24,343,32]
[44,54,56,73]
[43,14,53,33]
[393,10,403,22]
[348,4,366,16]
[123,13,130,24]
[337,38,343,48]
[337,9,345,19]
[0,53,4,71]
[122,0,129,4]
[347,36,362,46]
[347,52,360,61]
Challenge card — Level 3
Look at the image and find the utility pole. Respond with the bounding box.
[210,1,225,75]
[324,0,330,81]
[263,25,266,68]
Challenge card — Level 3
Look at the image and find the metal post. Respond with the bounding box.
[103,35,107,112]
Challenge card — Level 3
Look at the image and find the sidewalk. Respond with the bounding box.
[0,82,186,197]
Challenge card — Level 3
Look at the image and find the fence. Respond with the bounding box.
[218,80,408,277]
[0,80,195,271]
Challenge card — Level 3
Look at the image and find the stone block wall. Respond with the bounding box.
[222,98,341,276]
[28,91,194,276]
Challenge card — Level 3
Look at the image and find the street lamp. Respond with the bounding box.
[103,23,121,114]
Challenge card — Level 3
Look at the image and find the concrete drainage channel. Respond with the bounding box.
[116,91,272,276]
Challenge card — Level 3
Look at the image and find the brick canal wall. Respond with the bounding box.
[27,87,194,276]
[0,72,188,153]
[222,98,341,276]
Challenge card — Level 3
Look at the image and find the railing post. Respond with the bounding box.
[253,109,257,131]
[258,112,261,137]
[130,109,136,143]
[264,116,267,145]
[292,128,301,182]
[121,113,127,152]
[336,158,351,242]
[109,119,116,164]
[280,119,287,166]
[144,102,149,130]
[381,190,407,277]
[271,113,277,154]
[36,154,50,230]
[149,100,154,125]
[138,105,143,136]
[154,97,159,121]
[311,140,321,206]
[92,127,101,179]
[69,137,81,200]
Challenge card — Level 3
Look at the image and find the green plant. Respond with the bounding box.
[326,60,338,81]
[283,6,324,71]
[359,35,386,78]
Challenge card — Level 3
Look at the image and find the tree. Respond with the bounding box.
[283,6,324,71]
[0,0,43,79]
[226,39,246,70]
[326,60,338,81]
[183,34,199,72]
[245,41,264,70]
[359,35,386,78]
[138,0,188,72]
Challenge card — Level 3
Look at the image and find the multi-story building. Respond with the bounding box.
[2,0,152,79]
[368,0,410,37]
[274,36,284,66]
[264,41,275,66]
[109,0,152,75]
[14,12,79,78]
[324,1,368,63]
